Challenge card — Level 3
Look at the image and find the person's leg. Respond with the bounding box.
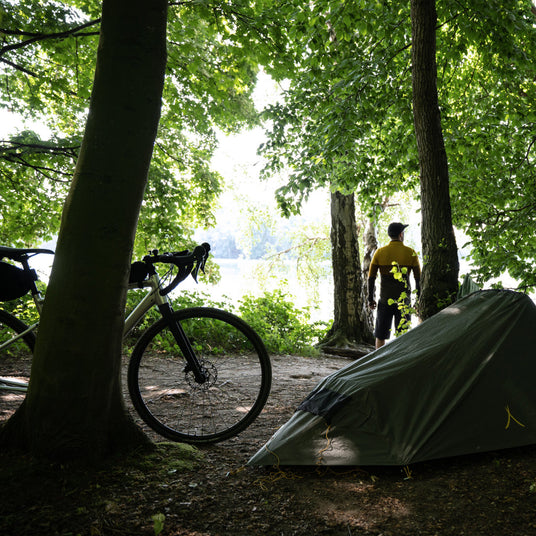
[374,301,394,349]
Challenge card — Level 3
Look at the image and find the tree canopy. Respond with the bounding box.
[1,0,535,289]
[0,0,283,254]
[259,0,536,292]
[439,2,536,289]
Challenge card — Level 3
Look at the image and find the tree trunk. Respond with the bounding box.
[0,0,168,460]
[361,218,377,287]
[411,0,459,319]
[321,191,374,351]
[361,216,377,328]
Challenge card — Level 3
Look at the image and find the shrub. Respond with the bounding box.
[238,289,329,356]
[128,288,329,356]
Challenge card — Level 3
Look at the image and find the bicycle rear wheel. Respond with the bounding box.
[0,309,35,422]
[127,307,271,444]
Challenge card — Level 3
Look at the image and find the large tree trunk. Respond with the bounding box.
[411,0,459,320]
[321,191,374,352]
[0,0,168,460]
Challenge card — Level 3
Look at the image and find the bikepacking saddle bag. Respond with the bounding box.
[0,261,34,301]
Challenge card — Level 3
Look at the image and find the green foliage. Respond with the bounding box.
[387,263,418,335]
[260,0,417,217]
[124,284,225,348]
[260,0,536,292]
[0,130,73,246]
[233,204,293,259]
[238,289,329,356]
[3,278,328,357]
[125,288,327,356]
[249,224,331,310]
[0,292,40,326]
[0,0,286,252]
[0,1,94,249]
[435,0,536,291]
[152,513,165,536]
[3,0,534,297]
[171,290,231,311]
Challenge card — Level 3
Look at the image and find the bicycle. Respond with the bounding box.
[0,243,271,444]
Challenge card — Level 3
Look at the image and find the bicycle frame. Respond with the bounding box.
[1,239,217,398]
[125,275,208,384]
[124,274,170,337]
[0,321,39,352]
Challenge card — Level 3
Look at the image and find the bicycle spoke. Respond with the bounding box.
[128,307,271,443]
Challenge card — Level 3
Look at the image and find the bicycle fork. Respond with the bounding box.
[156,303,208,384]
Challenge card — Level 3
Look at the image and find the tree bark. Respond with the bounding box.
[411,0,459,319]
[361,217,377,329]
[321,191,374,350]
[0,0,168,460]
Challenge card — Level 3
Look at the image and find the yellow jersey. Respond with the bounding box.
[368,240,421,303]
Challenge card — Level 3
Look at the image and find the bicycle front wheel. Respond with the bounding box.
[127,307,271,444]
[0,309,35,422]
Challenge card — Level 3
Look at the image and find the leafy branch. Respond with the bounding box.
[265,236,329,260]
[0,140,79,157]
[484,202,536,226]
[0,141,78,182]
[0,19,100,76]
[0,19,101,55]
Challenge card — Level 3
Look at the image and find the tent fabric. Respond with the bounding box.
[248,290,536,467]
[457,274,481,299]
[297,389,351,423]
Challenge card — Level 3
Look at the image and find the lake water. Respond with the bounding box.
[178,258,335,322]
[31,254,335,322]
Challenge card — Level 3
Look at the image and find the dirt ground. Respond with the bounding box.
[2,352,536,535]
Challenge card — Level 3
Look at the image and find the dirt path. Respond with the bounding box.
[125,352,350,469]
[2,353,536,535]
[126,354,536,536]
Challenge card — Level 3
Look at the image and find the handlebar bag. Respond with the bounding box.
[0,261,33,301]
[129,261,149,287]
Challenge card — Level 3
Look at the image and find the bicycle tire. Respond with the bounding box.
[127,307,271,444]
[0,309,35,421]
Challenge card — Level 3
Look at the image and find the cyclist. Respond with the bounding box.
[367,222,421,349]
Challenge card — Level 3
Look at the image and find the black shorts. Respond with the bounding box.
[374,300,410,340]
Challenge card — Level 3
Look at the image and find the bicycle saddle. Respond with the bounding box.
[0,246,55,262]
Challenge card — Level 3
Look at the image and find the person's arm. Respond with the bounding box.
[368,260,378,309]
[413,255,421,300]
[368,277,376,309]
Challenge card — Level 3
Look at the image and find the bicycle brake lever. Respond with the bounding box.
[190,243,210,283]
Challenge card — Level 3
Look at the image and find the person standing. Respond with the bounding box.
[368,222,421,349]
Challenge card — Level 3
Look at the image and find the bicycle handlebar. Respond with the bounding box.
[142,242,211,295]
[1,243,211,296]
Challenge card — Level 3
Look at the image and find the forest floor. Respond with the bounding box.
[2,352,536,535]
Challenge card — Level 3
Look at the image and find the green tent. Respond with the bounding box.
[249,290,536,466]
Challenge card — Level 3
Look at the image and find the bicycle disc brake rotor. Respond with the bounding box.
[184,359,218,391]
